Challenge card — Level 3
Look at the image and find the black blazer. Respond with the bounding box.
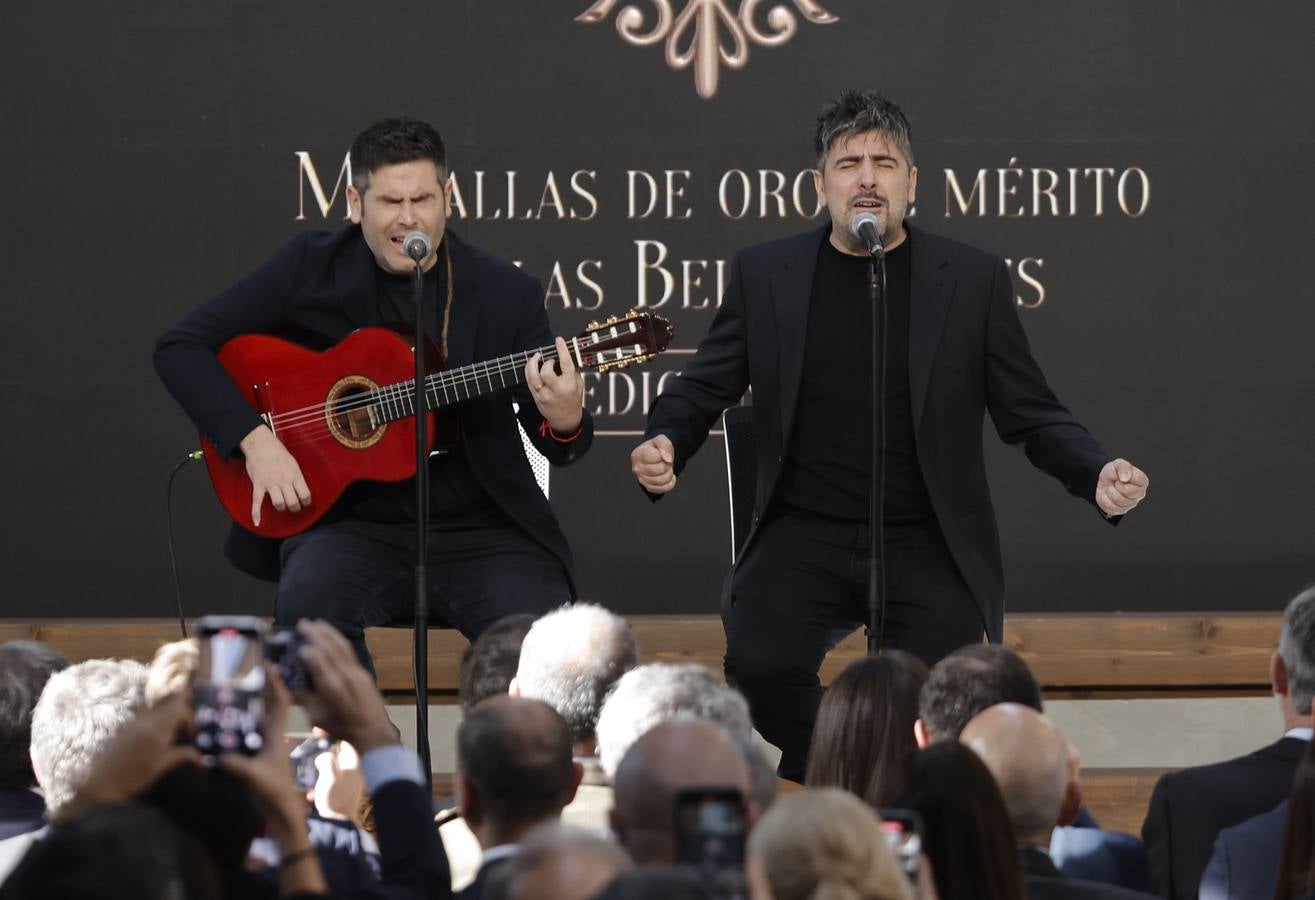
[154,227,592,583]
[1141,736,1305,900]
[644,223,1110,639]
[454,854,515,900]
[221,778,451,900]
[1198,798,1287,900]
[1020,847,1158,900]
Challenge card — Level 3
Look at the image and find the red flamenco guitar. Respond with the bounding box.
[202,310,673,538]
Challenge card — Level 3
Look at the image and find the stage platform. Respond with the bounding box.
[3,612,1284,835]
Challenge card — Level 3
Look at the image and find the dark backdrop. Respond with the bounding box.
[3,1,1312,618]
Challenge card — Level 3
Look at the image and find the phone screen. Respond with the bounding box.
[194,620,266,760]
[675,788,747,900]
[876,808,923,881]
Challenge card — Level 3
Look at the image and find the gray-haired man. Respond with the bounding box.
[631,89,1147,780]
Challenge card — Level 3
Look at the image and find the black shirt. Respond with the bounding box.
[773,234,933,527]
[335,258,504,527]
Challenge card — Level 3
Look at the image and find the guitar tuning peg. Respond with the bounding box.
[606,315,618,324]
[586,320,600,330]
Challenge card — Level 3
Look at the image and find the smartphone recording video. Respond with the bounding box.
[675,787,747,900]
[193,616,267,761]
[877,807,924,881]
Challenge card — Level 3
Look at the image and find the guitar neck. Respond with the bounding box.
[375,341,563,422]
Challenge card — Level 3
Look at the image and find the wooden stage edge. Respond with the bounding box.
[1,612,1281,700]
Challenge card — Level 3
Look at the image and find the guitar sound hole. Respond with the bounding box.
[325,376,385,449]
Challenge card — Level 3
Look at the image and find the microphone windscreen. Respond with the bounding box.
[403,231,433,261]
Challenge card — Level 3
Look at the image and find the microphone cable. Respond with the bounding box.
[166,450,205,638]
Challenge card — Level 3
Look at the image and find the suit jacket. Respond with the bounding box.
[1050,825,1151,891]
[154,227,592,582]
[1198,799,1287,900]
[222,777,451,900]
[454,851,516,900]
[1141,736,1305,900]
[1020,847,1158,900]
[644,223,1110,639]
[0,790,45,842]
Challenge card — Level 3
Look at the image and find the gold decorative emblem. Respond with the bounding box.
[577,0,838,99]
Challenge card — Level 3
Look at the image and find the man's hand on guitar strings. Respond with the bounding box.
[239,424,313,527]
[525,336,584,435]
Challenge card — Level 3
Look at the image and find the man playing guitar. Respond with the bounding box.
[155,116,592,671]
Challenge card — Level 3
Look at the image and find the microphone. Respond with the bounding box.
[402,231,433,262]
[850,212,883,257]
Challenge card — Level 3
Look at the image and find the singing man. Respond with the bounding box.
[155,116,590,670]
[630,90,1148,780]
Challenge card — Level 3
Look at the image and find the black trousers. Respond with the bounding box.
[723,511,985,782]
[274,517,571,674]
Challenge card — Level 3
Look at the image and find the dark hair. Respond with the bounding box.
[458,698,577,828]
[0,641,70,789]
[813,89,914,168]
[0,802,221,900]
[918,645,1042,741]
[349,116,447,195]
[459,614,536,711]
[893,742,1025,900]
[1274,739,1315,897]
[138,765,264,868]
[804,651,929,808]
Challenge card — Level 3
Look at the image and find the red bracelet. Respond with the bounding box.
[539,419,583,443]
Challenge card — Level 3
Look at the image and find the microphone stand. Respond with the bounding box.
[410,254,432,793]
[867,243,888,656]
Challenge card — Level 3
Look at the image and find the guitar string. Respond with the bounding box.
[260,317,654,428]
[264,344,567,433]
[253,320,654,434]
[264,333,649,436]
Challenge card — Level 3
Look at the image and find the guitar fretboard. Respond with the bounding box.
[369,343,561,425]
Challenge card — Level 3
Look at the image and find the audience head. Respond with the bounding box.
[960,703,1079,848]
[460,614,536,711]
[456,695,581,846]
[748,787,913,900]
[29,658,148,817]
[805,650,929,808]
[0,640,70,790]
[512,603,639,750]
[916,644,1041,745]
[610,718,753,866]
[595,662,752,778]
[485,823,633,900]
[893,741,1025,900]
[1275,584,1315,722]
[138,764,264,868]
[144,638,198,706]
[0,802,220,900]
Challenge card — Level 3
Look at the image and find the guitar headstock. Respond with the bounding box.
[574,310,674,372]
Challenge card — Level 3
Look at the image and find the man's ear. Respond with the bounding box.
[1273,651,1289,698]
[913,718,931,749]
[1057,777,1083,827]
[566,760,584,806]
[508,677,521,698]
[455,771,480,826]
[346,184,363,224]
